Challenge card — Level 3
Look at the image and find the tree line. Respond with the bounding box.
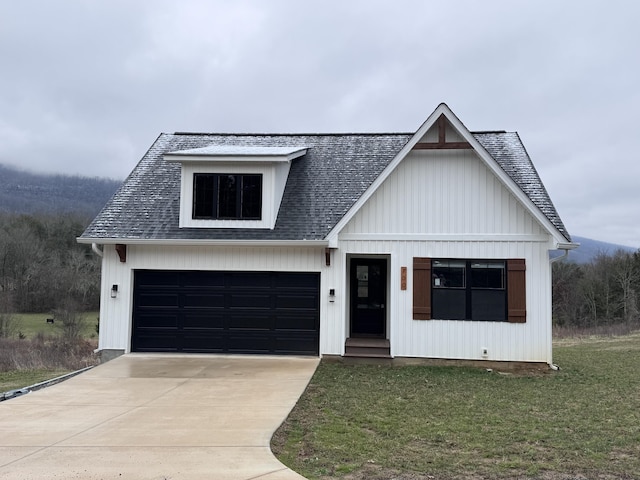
[0,212,100,315]
[553,249,640,329]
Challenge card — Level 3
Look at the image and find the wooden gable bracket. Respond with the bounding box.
[325,248,334,267]
[413,114,473,150]
[115,244,127,263]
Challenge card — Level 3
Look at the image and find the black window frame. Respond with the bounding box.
[192,173,262,220]
[431,259,507,322]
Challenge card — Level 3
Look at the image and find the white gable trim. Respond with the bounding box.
[325,103,571,248]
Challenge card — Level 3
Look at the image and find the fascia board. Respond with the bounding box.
[164,149,307,163]
[77,237,328,247]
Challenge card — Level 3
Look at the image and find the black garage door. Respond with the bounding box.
[132,270,320,355]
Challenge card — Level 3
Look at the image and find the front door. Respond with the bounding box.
[350,258,387,337]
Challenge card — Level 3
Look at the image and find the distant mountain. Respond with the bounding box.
[0,163,122,218]
[554,236,638,264]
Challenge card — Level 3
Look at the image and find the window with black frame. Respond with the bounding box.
[432,259,506,321]
[193,173,262,220]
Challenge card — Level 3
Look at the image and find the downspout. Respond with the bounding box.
[550,248,569,264]
[91,243,104,257]
[548,244,577,370]
[91,243,104,356]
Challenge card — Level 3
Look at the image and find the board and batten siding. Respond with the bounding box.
[97,244,334,354]
[341,150,546,237]
[336,148,555,363]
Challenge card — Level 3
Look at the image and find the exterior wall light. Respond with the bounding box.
[111,284,118,298]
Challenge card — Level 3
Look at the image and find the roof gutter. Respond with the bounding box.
[77,237,329,247]
[550,241,580,264]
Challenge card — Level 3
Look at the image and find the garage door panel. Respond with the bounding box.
[226,313,272,330]
[275,334,318,354]
[136,271,180,287]
[181,334,226,353]
[137,293,180,308]
[229,272,272,288]
[275,294,319,310]
[134,314,179,329]
[274,314,318,331]
[132,270,319,355]
[134,332,179,352]
[182,271,225,287]
[182,313,225,330]
[275,273,319,289]
[226,334,273,353]
[183,293,226,308]
[229,293,272,309]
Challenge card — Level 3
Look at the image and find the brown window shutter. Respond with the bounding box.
[507,259,526,323]
[413,257,431,320]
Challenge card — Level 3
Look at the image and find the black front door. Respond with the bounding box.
[350,258,387,337]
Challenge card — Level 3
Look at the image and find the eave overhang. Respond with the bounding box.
[164,145,308,163]
[77,237,328,247]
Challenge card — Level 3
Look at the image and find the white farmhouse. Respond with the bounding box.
[79,103,576,366]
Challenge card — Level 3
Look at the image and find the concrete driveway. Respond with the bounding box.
[0,354,319,480]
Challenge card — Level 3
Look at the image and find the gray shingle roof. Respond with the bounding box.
[80,131,571,243]
[473,132,571,242]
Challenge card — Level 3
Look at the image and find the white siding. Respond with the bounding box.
[341,150,546,237]
[337,240,552,362]
[334,148,555,363]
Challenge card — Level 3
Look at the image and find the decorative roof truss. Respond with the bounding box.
[413,114,472,150]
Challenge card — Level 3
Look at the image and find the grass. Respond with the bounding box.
[11,311,99,340]
[0,368,71,393]
[272,333,640,479]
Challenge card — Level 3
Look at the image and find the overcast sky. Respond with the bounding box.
[1,1,639,247]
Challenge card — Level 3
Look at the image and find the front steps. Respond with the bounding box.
[344,337,391,358]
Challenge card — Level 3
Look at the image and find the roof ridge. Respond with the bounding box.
[171,131,415,137]
[170,131,513,137]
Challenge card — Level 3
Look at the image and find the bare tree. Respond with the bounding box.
[611,250,640,324]
[0,291,20,338]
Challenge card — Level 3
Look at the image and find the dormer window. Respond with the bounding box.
[193,173,262,220]
[164,144,307,229]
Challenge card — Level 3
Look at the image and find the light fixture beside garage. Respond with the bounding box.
[111,284,118,298]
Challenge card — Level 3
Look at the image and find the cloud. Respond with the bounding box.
[0,0,638,246]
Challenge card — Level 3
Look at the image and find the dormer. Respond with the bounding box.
[164,145,307,229]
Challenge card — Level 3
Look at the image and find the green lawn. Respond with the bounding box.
[0,369,71,393]
[272,334,640,479]
[11,312,99,340]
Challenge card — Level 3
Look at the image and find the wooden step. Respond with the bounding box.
[344,337,391,359]
[345,338,390,348]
